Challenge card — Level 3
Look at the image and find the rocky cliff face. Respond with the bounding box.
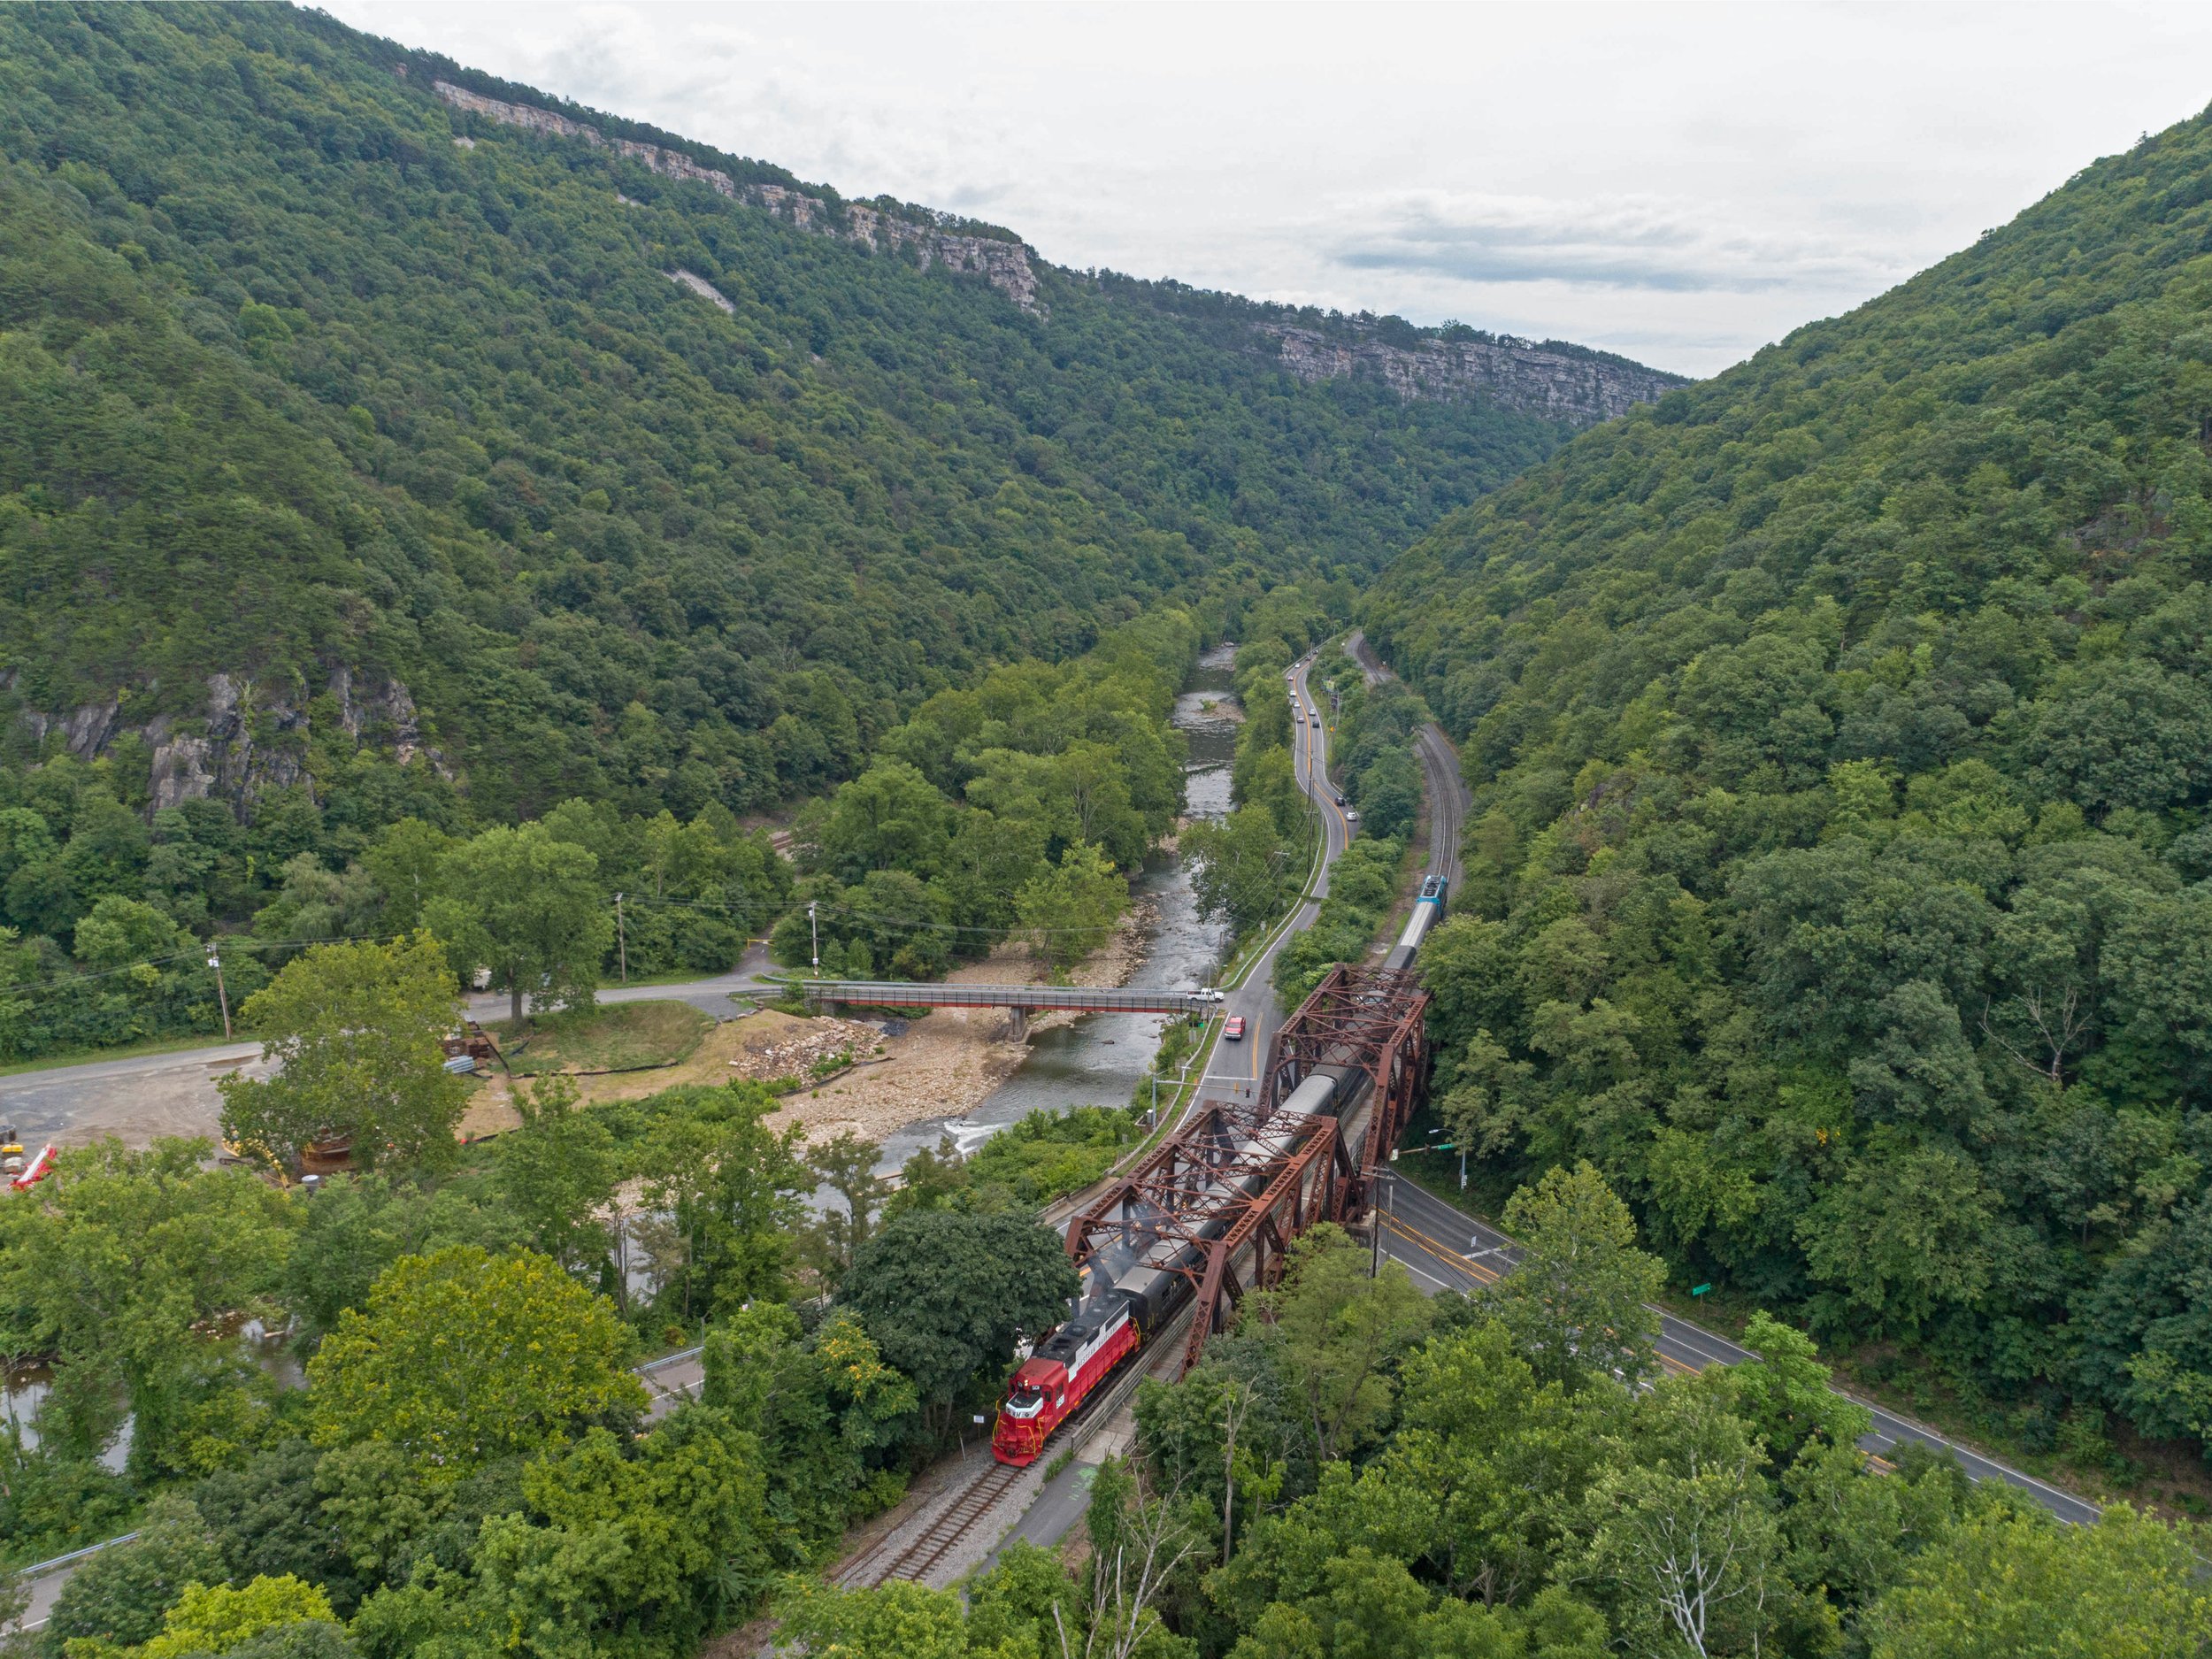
[19,670,441,818]
[744,184,1042,313]
[434,81,1044,313]
[1260,324,1685,425]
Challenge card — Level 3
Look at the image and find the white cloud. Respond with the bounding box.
[327,0,2212,377]
[1319,189,1902,296]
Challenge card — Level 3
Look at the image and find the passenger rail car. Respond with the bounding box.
[1382,875,1448,972]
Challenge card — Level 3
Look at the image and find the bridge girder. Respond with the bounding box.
[1062,961,1430,1379]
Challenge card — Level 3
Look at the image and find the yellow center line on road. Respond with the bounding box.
[1378,1212,1499,1285]
[1379,1217,1709,1379]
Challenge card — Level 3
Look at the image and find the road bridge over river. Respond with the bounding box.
[801,979,1214,1036]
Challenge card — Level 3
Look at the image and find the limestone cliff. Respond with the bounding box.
[434,81,1044,314]
[1259,323,1686,424]
[19,670,442,818]
[427,81,1690,417]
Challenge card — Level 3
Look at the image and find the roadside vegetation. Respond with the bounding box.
[777,1169,2212,1658]
[1271,833,1410,1011]
[0,944,1085,1647]
[1183,587,1338,949]
[1369,102,2212,1494]
[6,930,2207,1655]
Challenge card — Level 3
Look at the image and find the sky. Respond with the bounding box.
[326,1,2212,378]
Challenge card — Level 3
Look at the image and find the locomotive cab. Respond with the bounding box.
[1002,1357,1067,1418]
[991,1297,1140,1464]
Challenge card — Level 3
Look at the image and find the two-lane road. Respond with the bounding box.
[1375,1171,2102,1525]
[1201,650,1353,1105]
[0,949,781,1150]
[1347,627,2099,1525]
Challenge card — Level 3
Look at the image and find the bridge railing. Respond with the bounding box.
[799,979,1213,1016]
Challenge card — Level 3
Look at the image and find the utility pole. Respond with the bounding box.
[614,893,628,984]
[1370,1170,1395,1279]
[808,900,820,974]
[206,948,232,1040]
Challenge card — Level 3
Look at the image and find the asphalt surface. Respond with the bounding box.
[986,649,1362,1563]
[0,946,780,1149]
[1343,630,2100,1525]
[1002,632,2102,1549]
[1373,1171,2103,1525]
[1198,650,1353,1107]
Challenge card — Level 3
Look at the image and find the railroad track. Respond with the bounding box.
[838,1456,1027,1589]
[836,1305,1195,1590]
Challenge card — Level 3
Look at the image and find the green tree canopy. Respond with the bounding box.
[841,1210,1078,1432]
[218,933,465,1175]
[1015,840,1127,972]
[426,825,611,1024]
[1482,1162,1663,1390]
[0,1141,296,1470]
[306,1245,644,1480]
[1865,1502,2212,1659]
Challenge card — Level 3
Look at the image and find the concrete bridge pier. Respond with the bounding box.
[1005,1005,1032,1041]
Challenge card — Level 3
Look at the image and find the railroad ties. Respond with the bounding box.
[833,1305,1196,1590]
[828,964,1432,1592]
[836,1459,1027,1589]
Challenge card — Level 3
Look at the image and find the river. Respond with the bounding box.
[872,642,1239,1171]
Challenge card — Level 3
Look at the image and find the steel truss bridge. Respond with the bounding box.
[1063,960,1431,1375]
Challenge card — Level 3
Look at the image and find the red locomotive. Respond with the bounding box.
[990,1294,1140,1464]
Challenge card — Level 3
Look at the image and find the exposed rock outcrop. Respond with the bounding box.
[748,184,1044,313]
[20,700,123,761]
[433,81,1044,313]
[1260,324,1685,425]
[20,670,442,818]
[665,269,736,313]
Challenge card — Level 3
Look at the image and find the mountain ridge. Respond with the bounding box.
[1363,99,2212,1463]
[0,1,1678,826]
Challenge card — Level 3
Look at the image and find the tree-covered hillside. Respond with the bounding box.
[1366,105,2212,1465]
[0,2,1631,826]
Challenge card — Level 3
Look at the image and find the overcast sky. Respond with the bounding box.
[326,1,2212,377]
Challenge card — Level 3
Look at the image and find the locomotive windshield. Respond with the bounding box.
[1003,1382,1046,1418]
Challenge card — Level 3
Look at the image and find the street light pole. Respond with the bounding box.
[808,901,819,974]
[614,893,628,985]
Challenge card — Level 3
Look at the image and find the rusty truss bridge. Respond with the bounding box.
[1063,960,1432,1375]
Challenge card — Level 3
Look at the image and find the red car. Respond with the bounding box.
[1224,1015,1247,1041]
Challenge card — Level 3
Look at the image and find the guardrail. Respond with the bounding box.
[801,981,1214,1016]
[10,1530,142,1585]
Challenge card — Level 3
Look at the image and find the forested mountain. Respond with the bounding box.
[0,2,1672,831]
[1366,104,2212,1464]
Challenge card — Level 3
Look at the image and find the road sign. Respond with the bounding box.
[1691,1283,1713,1296]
